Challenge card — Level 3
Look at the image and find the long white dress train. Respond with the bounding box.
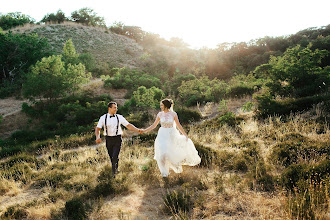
[154,111,201,177]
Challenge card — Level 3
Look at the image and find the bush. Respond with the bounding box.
[270,134,328,167]
[281,160,330,191]
[64,197,88,220]
[256,93,330,118]
[175,107,202,124]
[178,76,229,106]
[194,143,218,168]
[104,67,161,91]
[227,85,255,98]
[217,112,243,127]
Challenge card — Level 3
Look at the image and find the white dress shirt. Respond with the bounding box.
[96,114,129,136]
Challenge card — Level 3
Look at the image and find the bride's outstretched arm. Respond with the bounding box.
[174,115,188,137]
[143,116,160,133]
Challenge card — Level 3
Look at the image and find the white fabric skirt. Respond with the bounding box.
[154,127,201,176]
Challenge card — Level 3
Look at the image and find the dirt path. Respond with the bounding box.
[0,98,27,118]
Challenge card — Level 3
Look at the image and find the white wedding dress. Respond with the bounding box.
[154,111,201,177]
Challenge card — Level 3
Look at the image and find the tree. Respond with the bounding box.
[0,32,51,97]
[178,76,228,106]
[23,55,91,101]
[65,63,91,94]
[40,10,67,24]
[133,86,165,108]
[0,12,35,30]
[23,55,67,101]
[109,21,125,35]
[63,38,79,65]
[71,8,106,27]
[255,44,329,97]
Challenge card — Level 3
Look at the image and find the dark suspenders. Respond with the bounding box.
[104,113,119,136]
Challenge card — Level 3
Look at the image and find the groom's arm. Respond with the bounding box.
[125,123,140,133]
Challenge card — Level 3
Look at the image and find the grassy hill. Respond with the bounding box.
[10,22,145,68]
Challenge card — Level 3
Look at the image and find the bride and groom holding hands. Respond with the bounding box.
[95,99,201,178]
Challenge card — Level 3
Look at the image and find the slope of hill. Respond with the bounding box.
[10,22,144,68]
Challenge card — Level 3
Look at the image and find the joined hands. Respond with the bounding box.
[138,129,145,134]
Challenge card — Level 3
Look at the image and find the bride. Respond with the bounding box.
[141,98,201,177]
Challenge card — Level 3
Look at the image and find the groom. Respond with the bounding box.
[95,101,141,177]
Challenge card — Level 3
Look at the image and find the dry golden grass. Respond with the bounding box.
[0,109,329,219]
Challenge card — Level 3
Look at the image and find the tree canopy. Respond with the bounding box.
[0,12,35,30]
[71,8,106,27]
[41,10,68,24]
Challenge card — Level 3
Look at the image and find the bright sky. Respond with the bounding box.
[1,0,330,49]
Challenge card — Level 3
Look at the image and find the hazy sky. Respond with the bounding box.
[1,0,329,48]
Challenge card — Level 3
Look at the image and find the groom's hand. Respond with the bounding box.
[95,138,102,144]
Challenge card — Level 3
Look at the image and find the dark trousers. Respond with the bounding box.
[105,135,122,175]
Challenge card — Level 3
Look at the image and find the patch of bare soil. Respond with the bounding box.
[0,98,26,118]
[0,98,29,139]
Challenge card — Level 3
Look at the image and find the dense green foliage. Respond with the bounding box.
[22,39,91,101]
[23,55,90,101]
[178,76,228,106]
[255,44,329,98]
[132,86,165,109]
[0,32,51,97]
[71,8,106,27]
[40,10,68,24]
[0,12,35,30]
[104,67,161,92]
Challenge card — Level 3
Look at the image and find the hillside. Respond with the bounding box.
[10,22,145,68]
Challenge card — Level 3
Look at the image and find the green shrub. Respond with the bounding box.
[175,107,202,124]
[104,67,161,91]
[256,173,276,192]
[256,93,330,118]
[178,76,229,106]
[214,174,225,192]
[227,85,255,98]
[125,111,152,128]
[64,197,88,220]
[217,112,243,127]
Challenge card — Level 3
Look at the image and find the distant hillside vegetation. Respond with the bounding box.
[10,22,144,68]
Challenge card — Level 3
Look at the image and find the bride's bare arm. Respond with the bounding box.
[143,116,160,133]
[174,114,188,137]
